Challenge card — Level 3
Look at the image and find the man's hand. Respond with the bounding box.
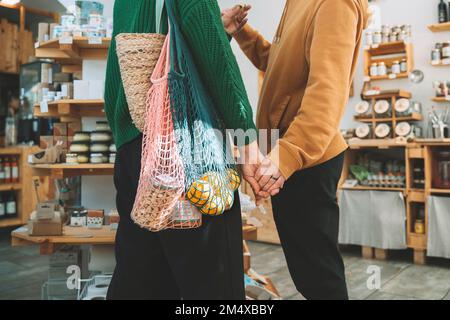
[221,4,251,36]
[239,140,263,197]
[254,157,285,204]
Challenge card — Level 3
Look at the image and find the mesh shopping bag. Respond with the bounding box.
[166,0,241,216]
[131,33,201,231]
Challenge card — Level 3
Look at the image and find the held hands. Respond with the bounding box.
[221,4,252,36]
[240,141,286,206]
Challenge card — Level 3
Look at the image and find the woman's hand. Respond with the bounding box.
[221,4,251,36]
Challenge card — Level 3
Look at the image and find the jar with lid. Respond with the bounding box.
[90,131,112,143]
[400,59,408,72]
[73,131,91,143]
[109,153,116,164]
[395,122,416,138]
[355,124,372,139]
[374,123,391,139]
[77,154,89,164]
[377,62,387,76]
[433,150,450,189]
[95,121,111,132]
[374,99,391,118]
[69,141,90,153]
[398,31,408,42]
[354,101,371,118]
[365,31,373,46]
[381,32,390,44]
[90,153,107,164]
[442,42,450,58]
[66,153,78,164]
[70,208,87,227]
[414,219,425,234]
[389,32,398,43]
[90,143,109,153]
[373,31,382,45]
[432,49,442,65]
[394,99,421,117]
[370,63,378,77]
[381,25,391,34]
[391,61,401,74]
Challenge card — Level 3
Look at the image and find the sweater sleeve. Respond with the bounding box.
[233,24,271,72]
[179,0,257,145]
[268,0,359,179]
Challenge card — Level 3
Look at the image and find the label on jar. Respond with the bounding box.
[355,124,371,138]
[395,122,412,137]
[374,100,390,114]
[12,167,18,180]
[0,203,5,217]
[6,201,16,215]
[355,101,370,115]
[375,123,391,138]
[394,99,411,113]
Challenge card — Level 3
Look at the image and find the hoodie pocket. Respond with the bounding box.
[270,95,291,129]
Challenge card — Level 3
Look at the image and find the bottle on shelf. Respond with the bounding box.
[5,192,17,217]
[439,0,448,23]
[0,194,5,219]
[0,158,5,184]
[4,158,11,184]
[11,157,19,183]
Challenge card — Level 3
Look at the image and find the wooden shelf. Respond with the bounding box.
[348,138,408,149]
[366,41,409,56]
[34,99,105,119]
[431,97,450,103]
[415,138,450,145]
[355,113,423,123]
[0,218,23,228]
[0,183,21,192]
[35,37,111,65]
[427,22,450,32]
[341,186,405,192]
[362,90,411,100]
[430,61,450,67]
[367,73,409,81]
[30,163,114,179]
[429,188,450,194]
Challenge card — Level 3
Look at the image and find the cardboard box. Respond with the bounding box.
[28,218,63,236]
[53,123,68,136]
[67,122,81,137]
[40,136,54,149]
[53,136,68,149]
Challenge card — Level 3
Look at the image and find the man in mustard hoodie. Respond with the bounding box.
[223,0,369,299]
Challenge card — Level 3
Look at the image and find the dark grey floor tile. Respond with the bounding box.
[266,266,297,299]
[380,265,450,300]
[286,292,306,300]
[0,261,25,275]
[250,246,286,275]
[365,290,420,300]
[247,241,280,258]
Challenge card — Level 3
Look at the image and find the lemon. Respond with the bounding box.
[187,179,212,207]
[226,168,241,191]
[200,194,225,216]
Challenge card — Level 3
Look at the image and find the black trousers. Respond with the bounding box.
[107,136,245,300]
[271,152,348,300]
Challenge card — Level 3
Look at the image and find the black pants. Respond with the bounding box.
[271,152,348,300]
[107,136,245,300]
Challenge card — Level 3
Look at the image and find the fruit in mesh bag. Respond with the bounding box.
[220,187,234,210]
[226,168,241,191]
[200,194,225,216]
[187,179,212,207]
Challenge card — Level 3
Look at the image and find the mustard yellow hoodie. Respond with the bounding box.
[234,0,369,179]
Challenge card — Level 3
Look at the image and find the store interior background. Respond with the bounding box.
[1,0,450,300]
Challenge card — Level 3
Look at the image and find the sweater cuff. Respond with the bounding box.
[268,142,303,180]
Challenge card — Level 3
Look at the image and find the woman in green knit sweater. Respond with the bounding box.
[105,0,259,300]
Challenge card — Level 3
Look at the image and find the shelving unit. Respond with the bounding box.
[30,163,114,179]
[34,99,105,120]
[0,147,40,228]
[427,22,450,32]
[432,97,450,103]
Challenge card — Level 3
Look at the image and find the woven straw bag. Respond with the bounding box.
[115,0,166,132]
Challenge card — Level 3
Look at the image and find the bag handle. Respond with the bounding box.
[155,0,165,34]
[165,0,185,77]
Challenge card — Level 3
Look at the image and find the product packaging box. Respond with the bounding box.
[53,122,68,136]
[67,122,82,136]
[40,136,54,149]
[53,136,68,149]
[73,80,90,100]
[28,217,63,236]
[87,209,104,229]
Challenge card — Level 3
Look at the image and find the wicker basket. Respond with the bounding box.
[115,33,166,132]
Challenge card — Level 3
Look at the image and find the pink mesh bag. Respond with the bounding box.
[131,33,201,231]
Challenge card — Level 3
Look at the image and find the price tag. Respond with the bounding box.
[34,42,40,48]
[388,73,397,79]
[40,100,49,113]
[88,36,102,45]
[59,36,73,45]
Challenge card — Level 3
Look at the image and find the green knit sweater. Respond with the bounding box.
[105,0,257,149]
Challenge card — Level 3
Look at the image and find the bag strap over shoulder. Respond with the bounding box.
[155,0,165,34]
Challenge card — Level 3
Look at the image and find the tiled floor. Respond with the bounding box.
[1,227,450,300]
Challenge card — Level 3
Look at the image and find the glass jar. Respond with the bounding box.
[433,150,450,189]
[414,219,425,234]
[69,142,90,153]
[73,131,91,143]
[400,59,408,72]
[90,131,112,143]
[66,153,78,164]
[95,121,111,132]
[389,32,398,43]
[70,209,87,227]
[432,49,442,65]
[442,41,450,59]
[109,153,116,164]
[391,61,401,74]
[382,32,390,44]
[77,154,89,164]
[109,144,117,153]
[365,31,373,46]
[374,99,391,118]
[370,63,378,77]
[377,62,387,76]
[90,153,107,164]
[90,143,109,153]
[354,101,371,118]
[373,31,382,45]
[375,123,391,139]
[355,124,372,139]
[395,122,414,137]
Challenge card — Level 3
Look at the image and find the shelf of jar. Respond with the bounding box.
[429,188,450,195]
[408,232,427,250]
[365,41,410,56]
[0,217,23,228]
[430,61,450,67]
[361,89,411,101]
[30,163,114,179]
[0,183,22,192]
[347,138,408,149]
[408,190,426,202]
[427,22,450,33]
[340,186,405,192]
[365,73,409,82]
[34,99,105,119]
[35,37,111,64]
[354,113,423,123]
[432,97,450,103]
